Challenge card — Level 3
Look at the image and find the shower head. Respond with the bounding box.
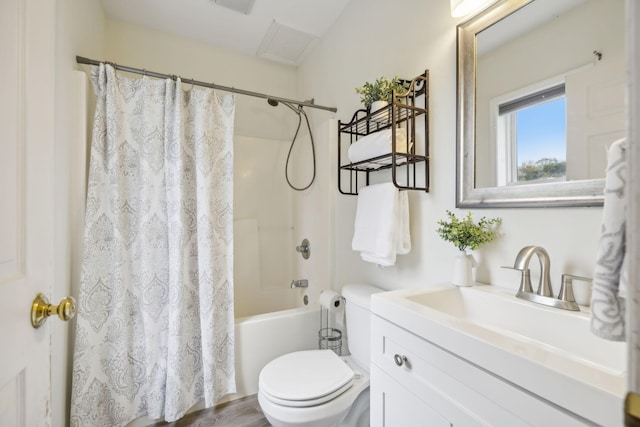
[267,98,314,109]
[268,98,302,114]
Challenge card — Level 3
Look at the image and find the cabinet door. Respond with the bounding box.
[370,365,452,427]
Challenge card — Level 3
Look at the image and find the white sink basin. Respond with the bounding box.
[406,285,625,374]
[372,283,627,425]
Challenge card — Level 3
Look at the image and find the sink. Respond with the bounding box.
[371,283,626,425]
[406,285,625,374]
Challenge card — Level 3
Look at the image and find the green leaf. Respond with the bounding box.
[435,210,502,252]
[354,76,407,109]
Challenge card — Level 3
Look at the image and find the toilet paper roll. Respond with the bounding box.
[319,290,342,311]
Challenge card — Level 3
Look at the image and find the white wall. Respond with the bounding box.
[298,0,604,295]
[291,120,337,305]
[54,0,105,425]
[104,19,300,142]
[234,135,298,317]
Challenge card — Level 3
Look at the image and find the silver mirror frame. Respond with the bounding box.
[455,0,605,208]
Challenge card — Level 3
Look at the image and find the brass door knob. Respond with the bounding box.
[31,293,77,328]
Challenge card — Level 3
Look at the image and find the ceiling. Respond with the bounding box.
[99,0,352,66]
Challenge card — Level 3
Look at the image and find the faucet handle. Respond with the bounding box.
[557,274,592,304]
[291,279,309,288]
[502,266,533,294]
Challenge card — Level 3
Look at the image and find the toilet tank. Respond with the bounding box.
[341,284,384,370]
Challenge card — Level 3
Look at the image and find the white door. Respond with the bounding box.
[628,0,640,417]
[565,59,626,181]
[0,0,57,426]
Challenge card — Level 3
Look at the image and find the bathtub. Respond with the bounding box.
[229,305,320,400]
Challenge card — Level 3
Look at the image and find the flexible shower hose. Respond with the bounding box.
[284,106,316,191]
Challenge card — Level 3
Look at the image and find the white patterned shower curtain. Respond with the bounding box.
[70,64,236,426]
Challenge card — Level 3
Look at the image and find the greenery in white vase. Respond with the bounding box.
[436,210,502,252]
[354,76,407,109]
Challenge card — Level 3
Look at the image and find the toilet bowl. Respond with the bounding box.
[258,350,369,427]
[257,284,383,427]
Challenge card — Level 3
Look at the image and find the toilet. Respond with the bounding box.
[258,284,383,427]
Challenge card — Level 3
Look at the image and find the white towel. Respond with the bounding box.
[348,128,410,164]
[352,183,411,266]
[591,138,627,341]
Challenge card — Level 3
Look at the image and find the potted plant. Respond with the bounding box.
[355,76,406,113]
[436,210,501,286]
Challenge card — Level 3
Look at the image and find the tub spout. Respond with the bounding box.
[291,279,308,288]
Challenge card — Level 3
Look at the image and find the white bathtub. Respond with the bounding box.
[230,305,320,400]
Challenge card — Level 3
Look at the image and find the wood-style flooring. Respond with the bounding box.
[148,395,270,427]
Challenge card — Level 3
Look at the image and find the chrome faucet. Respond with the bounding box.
[512,245,552,297]
[508,246,582,311]
[291,279,309,289]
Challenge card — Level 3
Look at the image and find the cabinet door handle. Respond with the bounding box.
[394,354,408,366]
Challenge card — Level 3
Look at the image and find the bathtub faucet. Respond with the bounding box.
[291,279,309,288]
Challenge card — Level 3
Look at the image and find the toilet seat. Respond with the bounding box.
[261,380,354,408]
[259,350,354,408]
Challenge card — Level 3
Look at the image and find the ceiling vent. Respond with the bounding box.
[214,0,255,15]
[257,20,318,66]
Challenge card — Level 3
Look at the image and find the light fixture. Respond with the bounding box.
[450,0,496,17]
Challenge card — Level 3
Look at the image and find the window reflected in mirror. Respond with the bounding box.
[496,83,566,186]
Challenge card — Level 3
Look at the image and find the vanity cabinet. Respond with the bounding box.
[370,365,451,427]
[370,315,589,426]
[337,71,429,195]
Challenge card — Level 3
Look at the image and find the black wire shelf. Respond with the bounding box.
[338,70,430,195]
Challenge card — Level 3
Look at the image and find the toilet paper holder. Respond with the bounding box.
[318,290,343,355]
[318,326,342,355]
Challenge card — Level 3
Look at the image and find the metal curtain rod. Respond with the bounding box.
[76,56,337,113]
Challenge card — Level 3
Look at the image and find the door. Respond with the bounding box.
[0,0,56,425]
[565,59,626,181]
[628,0,640,422]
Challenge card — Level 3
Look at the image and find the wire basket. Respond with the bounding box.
[318,327,342,355]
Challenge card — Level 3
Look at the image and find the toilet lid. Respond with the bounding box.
[259,350,354,406]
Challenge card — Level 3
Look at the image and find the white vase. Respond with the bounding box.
[369,100,388,114]
[452,251,477,287]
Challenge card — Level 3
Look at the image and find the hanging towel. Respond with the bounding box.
[591,138,627,341]
[352,183,411,266]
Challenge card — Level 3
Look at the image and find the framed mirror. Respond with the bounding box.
[456,0,625,207]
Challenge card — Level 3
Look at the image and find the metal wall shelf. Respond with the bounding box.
[338,70,430,195]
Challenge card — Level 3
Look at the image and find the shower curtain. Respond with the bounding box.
[70,64,236,426]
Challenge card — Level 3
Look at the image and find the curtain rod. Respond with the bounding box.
[76,56,337,113]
